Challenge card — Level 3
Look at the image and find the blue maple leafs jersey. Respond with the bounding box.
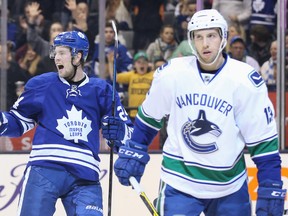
[1,72,133,181]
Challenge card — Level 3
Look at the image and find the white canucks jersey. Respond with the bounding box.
[138,55,278,198]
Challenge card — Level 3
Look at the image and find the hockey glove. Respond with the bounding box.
[114,140,150,186]
[101,115,126,141]
[256,180,286,216]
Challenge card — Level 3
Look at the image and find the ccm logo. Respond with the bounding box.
[271,191,286,197]
[119,149,144,159]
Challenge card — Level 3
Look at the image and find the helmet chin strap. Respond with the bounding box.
[66,58,81,82]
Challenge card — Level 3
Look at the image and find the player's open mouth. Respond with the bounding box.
[57,65,64,70]
[202,51,212,58]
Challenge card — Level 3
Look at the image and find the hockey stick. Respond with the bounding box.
[129,177,159,216]
[107,20,118,216]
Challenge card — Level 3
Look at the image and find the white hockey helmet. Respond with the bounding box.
[188,9,228,40]
[187,9,228,64]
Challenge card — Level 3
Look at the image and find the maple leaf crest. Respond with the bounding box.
[56,105,92,143]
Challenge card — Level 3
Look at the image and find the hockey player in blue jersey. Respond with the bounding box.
[113,9,286,216]
[0,30,133,216]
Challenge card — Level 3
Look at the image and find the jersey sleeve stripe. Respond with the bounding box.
[245,134,278,146]
[137,106,163,130]
[10,110,36,133]
[247,138,279,158]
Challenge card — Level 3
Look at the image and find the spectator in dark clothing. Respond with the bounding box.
[175,0,197,42]
[0,42,30,110]
[65,0,99,61]
[15,43,42,77]
[131,0,164,52]
[106,0,133,30]
[52,0,89,28]
[8,0,26,20]
[14,1,51,50]
[35,56,58,76]
[91,20,133,77]
[25,1,64,58]
[247,24,273,66]
[91,20,133,105]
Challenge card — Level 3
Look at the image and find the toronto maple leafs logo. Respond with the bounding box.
[182,110,222,153]
[66,85,82,98]
[252,0,265,13]
[56,105,92,143]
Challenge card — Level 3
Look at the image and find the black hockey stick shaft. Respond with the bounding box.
[107,20,118,216]
[129,177,159,216]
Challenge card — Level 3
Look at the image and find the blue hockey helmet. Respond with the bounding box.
[51,31,89,62]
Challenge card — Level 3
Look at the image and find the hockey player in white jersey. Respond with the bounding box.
[113,9,286,216]
[0,31,133,215]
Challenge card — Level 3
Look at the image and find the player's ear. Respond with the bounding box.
[74,52,82,64]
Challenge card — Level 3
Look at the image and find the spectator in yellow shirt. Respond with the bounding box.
[109,51,154,120]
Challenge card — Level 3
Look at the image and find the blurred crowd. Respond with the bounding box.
[0,0,287,119]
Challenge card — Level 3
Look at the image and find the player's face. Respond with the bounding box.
[193,28,222,65]
[54,46,75,79]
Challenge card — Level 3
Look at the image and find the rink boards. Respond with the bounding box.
[0,153,287,216]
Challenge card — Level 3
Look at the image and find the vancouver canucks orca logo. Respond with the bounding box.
[182,110,222,153]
